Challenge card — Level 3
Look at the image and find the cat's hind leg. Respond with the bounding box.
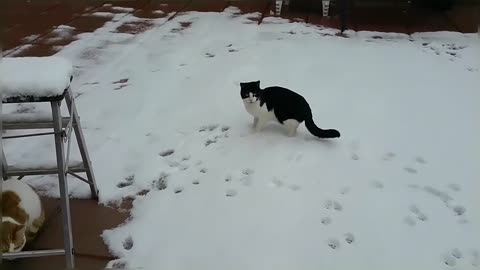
[284,119,300,137]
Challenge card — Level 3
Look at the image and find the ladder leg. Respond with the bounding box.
[275,0,283,16]
[64,89,98,199]
[51,100,75,269]
[2,150,8,180]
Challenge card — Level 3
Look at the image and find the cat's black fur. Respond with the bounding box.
[240,81,340,138]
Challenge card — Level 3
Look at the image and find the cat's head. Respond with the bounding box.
[240,81,261,103]
[1,220,27,252]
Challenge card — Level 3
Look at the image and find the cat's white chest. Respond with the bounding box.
[243,99,274,119]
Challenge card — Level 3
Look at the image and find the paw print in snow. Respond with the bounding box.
[226,189,238,197]
[382,151,396,161]
[452,248,462,259]
[371,180,384,189]
[404,167,418,174]
[173,187,184,194]
[242,168,254,176]
[452,205,466,216]
[324,200,342,211]
[123,236,134,250]
[321,217,331,225]
[339,187,350,195]
[113,78,129,90]
[448,183,461,192]
[117,175,135,188]
[269,178,284,188]
[443,254,457,267]
[404,216,416,226]
[415,156,427,164]
[344,233,355,244]
[200,124,230,146]
[159,149,175,157]
[327,238,340,250]
[325,200,333,209]
[288,184,300,191]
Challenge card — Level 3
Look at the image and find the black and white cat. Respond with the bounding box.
[240,81,340,138]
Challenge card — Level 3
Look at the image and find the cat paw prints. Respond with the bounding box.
[321,217,332,225]
[239,168,254,186]
[403,156,427,174]
[324,200,343,211]
[447,183,461,192]
[415,156,427,164]
[370,180,384,189]
[452,205,466,216]
[380,151,427,174]
[159,148,193,171]
[113,78,129,90]
[339,187,351,195]
[403,167,418,174]
[382,151,396,161]
[442,248,479,267]
[226,189,238,197]
[117,175,135,188]
[159,149,175,157]
[348,141,360,160]
[223,169,256,197]
[199,124,230,147]
[327,238,340,250]
[326,233,355,250]
[226,44,240,53]
[123,236,134,250]
[199,124,218,132]
[404,204,428,226]
[344,233,355,244]
[267,177,301,191]
[152,172,168,191]
[173,187,184,194]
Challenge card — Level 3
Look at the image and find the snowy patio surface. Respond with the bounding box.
[2,7,480,270]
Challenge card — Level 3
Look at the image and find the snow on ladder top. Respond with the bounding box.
[0,56,73,100]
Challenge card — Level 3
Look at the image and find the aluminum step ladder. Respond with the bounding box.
[1,85,98,269]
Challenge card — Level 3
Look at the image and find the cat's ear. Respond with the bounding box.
[255,81,260,87]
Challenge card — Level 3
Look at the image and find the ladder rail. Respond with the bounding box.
[1,87,98,269]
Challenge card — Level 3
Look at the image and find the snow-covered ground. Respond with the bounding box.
[2,7,480,270]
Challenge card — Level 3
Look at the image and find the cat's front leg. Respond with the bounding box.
[255,118,267,132]
[253,117,259,128]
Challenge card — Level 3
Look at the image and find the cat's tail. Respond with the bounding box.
[304,115,340,139]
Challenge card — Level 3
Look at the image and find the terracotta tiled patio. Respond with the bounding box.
[2,0,479,57]
[1,0,478,269]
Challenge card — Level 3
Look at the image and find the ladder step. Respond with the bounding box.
[2,116,72,130]
[2,249,66,259]
[6,163,86,177]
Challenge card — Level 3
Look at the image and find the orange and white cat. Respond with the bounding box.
[1,179,45,253]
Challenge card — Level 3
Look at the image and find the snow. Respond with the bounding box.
[2,7,480,270]
[110,6,135,13]
[22,34,40,43]
[0,56,73,99]
[90,12,116,17]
